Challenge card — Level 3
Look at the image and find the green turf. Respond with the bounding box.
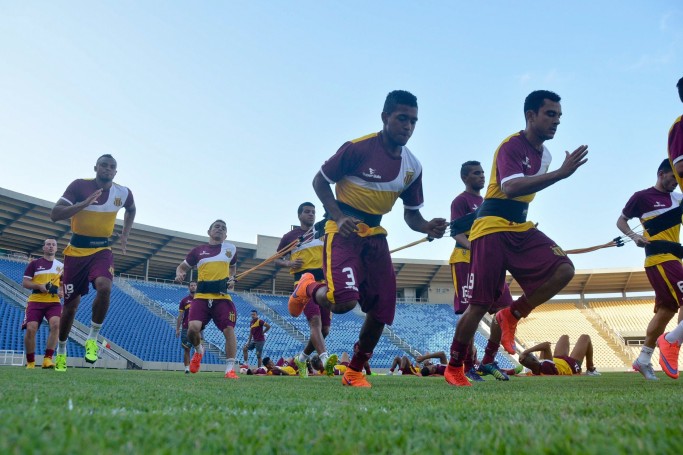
[1,368,682,454]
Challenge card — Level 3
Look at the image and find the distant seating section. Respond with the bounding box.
[0,257,28,283]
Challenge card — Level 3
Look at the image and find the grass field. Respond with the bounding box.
[1,367,682,454]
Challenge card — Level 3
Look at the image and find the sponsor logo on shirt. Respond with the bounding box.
[522,156,531,169]
[362,168,382,179]
[199,251,211,256]
[654,201,667,208]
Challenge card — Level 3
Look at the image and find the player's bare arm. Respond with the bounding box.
[312,171,357,237]
[118,203,136,255]
[50,188,103,222]
[453,233,471,249]
[502,145,588,198]
[175,261,190,283]
[263,322,271,333]
[176,313,182,337]
[616,215,648,247]
[403,209,447,238]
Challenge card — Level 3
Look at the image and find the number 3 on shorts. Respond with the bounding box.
[342,267,356,287]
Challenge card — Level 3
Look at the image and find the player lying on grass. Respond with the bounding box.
[518,334,600,376]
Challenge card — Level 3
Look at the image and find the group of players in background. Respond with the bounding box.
[19,78,683,387]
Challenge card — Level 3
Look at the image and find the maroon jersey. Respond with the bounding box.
[669,115,683,188]
[450,192,483,222]
[178,294,193,329]
[250,318,266,342]
[434,364,446,375]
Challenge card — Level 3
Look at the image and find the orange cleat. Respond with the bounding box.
[288,273,315,317]
[444,364,472,387]
[657,333,680,379]
[496,308,519,354]
[190,352,203,374]
[225,370,239,379]
[342,368,371,388]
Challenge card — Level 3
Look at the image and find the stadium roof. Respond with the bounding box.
[0,186,653,296]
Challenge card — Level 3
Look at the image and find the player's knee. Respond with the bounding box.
[555,263,575,283]
[321,326,330,337]
[332,300,357,314]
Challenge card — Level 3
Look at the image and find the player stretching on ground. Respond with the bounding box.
[288,90,447,387]
[275,202,337,377]
[449,160,512,381]
[175,219,239,379]
[446,90,588,386]
[50,154,136,372]
[618,159,683,380]
[176,280,196,374]
[518,334,600,376]
[21,239,63,369]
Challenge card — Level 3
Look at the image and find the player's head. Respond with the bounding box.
[251,310,258,320]
[262,357,273,369]
[657,158,677,193]
[381,90,418,147]
[420,366,431,377]
[188,280,197,294]
[460,160,485,191]
[519,352,542,375]
[94,154,117,182]
[310,354,323,373]
[43,238,58,256]
[297,202,316,228]
[677,77,683,103]
[207,219,227,242]
[524,90,562,142]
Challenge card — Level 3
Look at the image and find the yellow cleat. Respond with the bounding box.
[26,362,35,369]
[41,357,55,369]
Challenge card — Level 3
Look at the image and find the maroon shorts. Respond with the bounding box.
[451,262,471,314]
[645,260,683,312]
[469,229,573,308]
[21,302,61,329]
[189,298,237,332]
[63,249,114,304]
[323,232,396,325]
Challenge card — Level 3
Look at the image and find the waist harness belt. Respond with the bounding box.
[476,198,529,224]
[196,279,229,294]
[644,240,683,259]
[70,233,110,248]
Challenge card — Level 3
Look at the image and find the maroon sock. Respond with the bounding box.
[364,363,372,375]
[463,344,474,371]
[306,282,326,301]
[482,340,500,365]
[27,353,35,363]
[44,349,54,359]
[510,295,533,319]
[349,350,372,372]
[448,339,468,368]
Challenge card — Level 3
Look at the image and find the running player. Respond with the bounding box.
[242,310,270,368]
[518,334,600,376]
[50,154,136,372]
[446,90,589,386]
[449,160,513,380]
[618,159,682,380]
[275,202,337,377]
[175,219,239,379]
[176,280,196,374]
[21,239,63,369]
[288,90,447,388]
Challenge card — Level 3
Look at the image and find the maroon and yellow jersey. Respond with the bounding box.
[320,132,424,220]
[250,318,267,342]
[24,258,63,304]
[60,179,134,257]
[470,132,551,241]
[669,115,683,188]
[449,192,483,264]
[184,242,237,300]
[178,294,193,329]
[538,356,580,376]
[277,227,323,275]
[622,187,683,267]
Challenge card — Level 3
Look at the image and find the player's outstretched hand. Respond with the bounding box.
[558,145,588,179]
[425,218,448,239]
[83,188,103,206]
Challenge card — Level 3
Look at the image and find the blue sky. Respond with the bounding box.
[1,2,682,271]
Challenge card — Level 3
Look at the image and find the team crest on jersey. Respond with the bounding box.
[550,245,567,257]
[225,250,233,258]
[109,266,115,275]
[56,266,63,273]
[114,197,123,207]
[404,170,415,186]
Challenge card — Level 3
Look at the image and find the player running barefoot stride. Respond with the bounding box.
[288,90,447,387]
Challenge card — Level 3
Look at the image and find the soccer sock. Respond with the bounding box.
[88,321,102,340]
[510,295,533,319]
[185,366,190,372]
[298,352,309,363]
[319,352,329,366]
[27,353,35,363]
[449,339,468,368]
[349,349,372,372]
[306,282,326,301]
[665,322,683,344]
[225,358,235,374]
[637,346,654,364]
[57,340,67,355]
[482,340,500,365]
[44,349,54,359]
[463,344,474,372]
[195,344,204,355]
[364,363,372,375]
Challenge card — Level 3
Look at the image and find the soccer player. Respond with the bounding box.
[242,310,270,368]
[288,90,448,388]
[21,239,63,369]
[445,90,589,386]
[449,160,513,380]
[416,352,448,377]
[275,202,337,377]
[262,357,297,376]
[518,334,600,376]
[658,76,683,380]
[175,219,239,379]
[388,355,421,376]
[176,280,197,374]
[617,159,682,380]
[50,154,136,372]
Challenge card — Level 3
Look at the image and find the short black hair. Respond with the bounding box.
[420,367,430,377]
[97,154,115,162]
[251,310,258,314]
[297,202,315,215]
[383,90,418,115]
[658,158,673,174]
[524,90,561,115]
[209,219,226,230]
[262,357,271,366]
[188,280,197,285]
[460,160,481,179]
[677,77,683,103]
